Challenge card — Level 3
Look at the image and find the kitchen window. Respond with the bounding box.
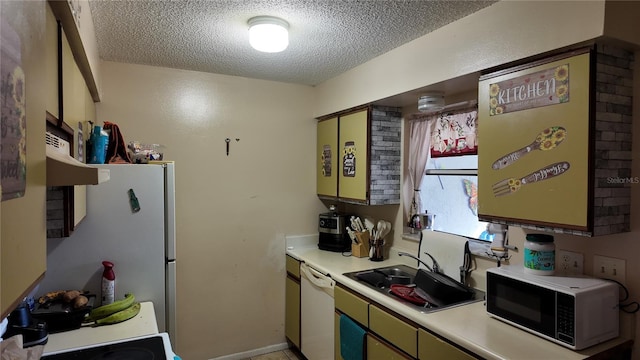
[405,101,493,241]
[419,155,493,240]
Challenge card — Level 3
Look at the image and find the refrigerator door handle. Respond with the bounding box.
[164,163,177,261]
[166,260,177,349]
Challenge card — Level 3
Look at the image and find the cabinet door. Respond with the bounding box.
[418,329,476,360]
[369,305,417,358]
[334,285,369,327]
[285,275,301,348]
[368,333,413,360]
[317,117,338,198]
[338,110,369,201]
[477,52,591,230]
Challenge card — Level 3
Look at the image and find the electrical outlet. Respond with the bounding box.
[557,250,584,275]
[593,255,626,284]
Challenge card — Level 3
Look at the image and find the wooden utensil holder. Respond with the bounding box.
[352,231,370,258]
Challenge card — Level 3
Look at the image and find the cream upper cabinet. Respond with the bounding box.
[338,110,369,202]
[317,117,338,198]
[478,46,632,237]
[1,0,48,318]
[316,106,401,205]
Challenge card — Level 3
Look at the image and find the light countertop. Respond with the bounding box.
[286,235,632,360]
[42,301,158,354]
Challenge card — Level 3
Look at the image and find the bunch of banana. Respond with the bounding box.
[94,302,141,326]
[85,293,140,326]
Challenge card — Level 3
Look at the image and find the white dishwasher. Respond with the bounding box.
[300,263,336,360]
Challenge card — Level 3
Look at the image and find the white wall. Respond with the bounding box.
[96,61,326,359]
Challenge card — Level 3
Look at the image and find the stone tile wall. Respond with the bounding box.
[369,106,402,205]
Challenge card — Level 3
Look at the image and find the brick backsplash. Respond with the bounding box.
[369,106,402,205]
[591,44,634,236]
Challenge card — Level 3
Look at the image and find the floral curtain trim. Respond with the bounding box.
[430,108,478,158]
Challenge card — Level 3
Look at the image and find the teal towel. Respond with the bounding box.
[340,314,366,360]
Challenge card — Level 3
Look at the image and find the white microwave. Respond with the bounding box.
[486,265,619,350]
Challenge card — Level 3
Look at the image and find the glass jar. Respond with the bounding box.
[524,234,555,275]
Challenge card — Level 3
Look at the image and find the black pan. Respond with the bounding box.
[414,269,475,305]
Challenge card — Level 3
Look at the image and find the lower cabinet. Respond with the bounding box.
[418,329,476,360]
[335,283,479,360]
[285,256,301,349]
[368,333,413,360]
[369,305,417,358]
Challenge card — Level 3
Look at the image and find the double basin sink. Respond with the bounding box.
[343,264,484,313]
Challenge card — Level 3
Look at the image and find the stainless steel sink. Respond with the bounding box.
[343,265,484,313]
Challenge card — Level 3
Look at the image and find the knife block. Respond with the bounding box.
[352,231,370,258]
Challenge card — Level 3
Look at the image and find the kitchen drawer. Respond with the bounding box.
[334,285,369,327]
[369,305,417,358]
[367,333,413,360]
[286,255,300,279]
[418,329,476,360]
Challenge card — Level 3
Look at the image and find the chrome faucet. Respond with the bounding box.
[398,251,443,274]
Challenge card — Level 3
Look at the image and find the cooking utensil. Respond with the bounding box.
[382,220,392,238]
[346,227,357,244]
[376,220,385,239]
[492,161,570,196]
[364,218,375,233]
[491,126,566,170]
[389,285,427,306]
[414,269,475,305]
[355,217,365,233]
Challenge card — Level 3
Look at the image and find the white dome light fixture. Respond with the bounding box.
[418,92,445,112]
[248,16,289,53]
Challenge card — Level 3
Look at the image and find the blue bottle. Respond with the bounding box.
[88,126,108,164]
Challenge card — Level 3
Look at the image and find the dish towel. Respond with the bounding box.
[340,314,366,360]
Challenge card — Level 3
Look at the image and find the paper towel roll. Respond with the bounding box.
[419,230,468,279]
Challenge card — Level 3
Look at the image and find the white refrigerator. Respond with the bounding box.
[40,163,176,344]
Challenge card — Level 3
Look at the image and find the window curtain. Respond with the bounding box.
[402,116,436,222]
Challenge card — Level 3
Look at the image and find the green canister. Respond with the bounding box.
[524,234,555,275]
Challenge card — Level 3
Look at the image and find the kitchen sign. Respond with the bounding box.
[342,141,356,177]
[489,64,569,116]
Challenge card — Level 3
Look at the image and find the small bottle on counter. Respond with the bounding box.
[524,234,555,275]
[101,261,116,305]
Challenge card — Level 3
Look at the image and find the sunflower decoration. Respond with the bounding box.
[508,178,522,193]
[11,67,26,106]
[490,83,500,97]
[554,127,567,142]
[556,84,569,103]
[489,83,500,116]
[536,126,567,150]
[540,139,556,151]
[554,65,569,82]
[553,64,570,103]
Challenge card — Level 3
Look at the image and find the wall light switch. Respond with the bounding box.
[557,250,583,275]
[593,255,626,284]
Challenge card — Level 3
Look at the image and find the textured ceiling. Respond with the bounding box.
[89,0,496,86]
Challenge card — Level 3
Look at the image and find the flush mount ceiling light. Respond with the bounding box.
[248,16,289,53]
[418,92,445,112]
